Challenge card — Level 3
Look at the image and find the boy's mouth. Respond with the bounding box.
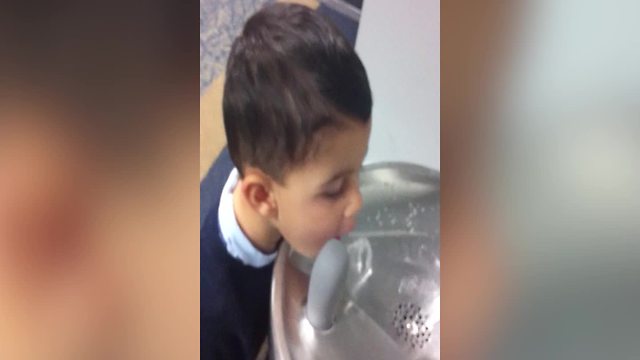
[336,219,357,240]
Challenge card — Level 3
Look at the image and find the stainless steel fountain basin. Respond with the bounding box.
[271,162,440,360]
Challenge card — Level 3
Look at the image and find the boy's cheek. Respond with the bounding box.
[284,224,338,258]
[279,203,343,256]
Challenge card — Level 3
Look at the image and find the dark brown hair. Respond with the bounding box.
[223,3,372,181]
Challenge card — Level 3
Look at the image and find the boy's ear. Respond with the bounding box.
[238,168,278,218]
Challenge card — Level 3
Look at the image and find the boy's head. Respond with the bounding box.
[223,3,372,257]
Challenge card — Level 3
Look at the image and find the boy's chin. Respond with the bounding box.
[289,238,333,259]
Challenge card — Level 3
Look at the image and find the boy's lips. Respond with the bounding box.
[336,220,357,239]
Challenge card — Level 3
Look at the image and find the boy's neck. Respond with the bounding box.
[232,185,281,254]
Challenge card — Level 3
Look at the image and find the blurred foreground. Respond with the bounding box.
[442,1,640,359]
[0,2,200,359]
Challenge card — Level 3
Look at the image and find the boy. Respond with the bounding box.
[200,3,372,359]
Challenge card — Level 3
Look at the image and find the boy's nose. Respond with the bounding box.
[344,186,363,219]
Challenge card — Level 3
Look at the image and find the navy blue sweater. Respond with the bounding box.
[200,148,274,360]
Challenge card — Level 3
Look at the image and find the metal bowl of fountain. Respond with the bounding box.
[270,162,440,360]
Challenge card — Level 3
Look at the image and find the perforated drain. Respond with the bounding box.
[392,302,431,349]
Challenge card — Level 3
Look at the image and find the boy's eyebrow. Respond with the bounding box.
[321,145,368,186]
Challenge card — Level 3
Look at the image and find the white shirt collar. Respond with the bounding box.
[218,168,277,267]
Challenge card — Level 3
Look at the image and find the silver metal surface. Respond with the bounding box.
[271,162,440,360]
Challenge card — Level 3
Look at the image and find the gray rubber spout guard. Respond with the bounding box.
[305,239,349,330]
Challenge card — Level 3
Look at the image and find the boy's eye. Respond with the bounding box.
[323,188,343,199]
[322,179,345,199]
